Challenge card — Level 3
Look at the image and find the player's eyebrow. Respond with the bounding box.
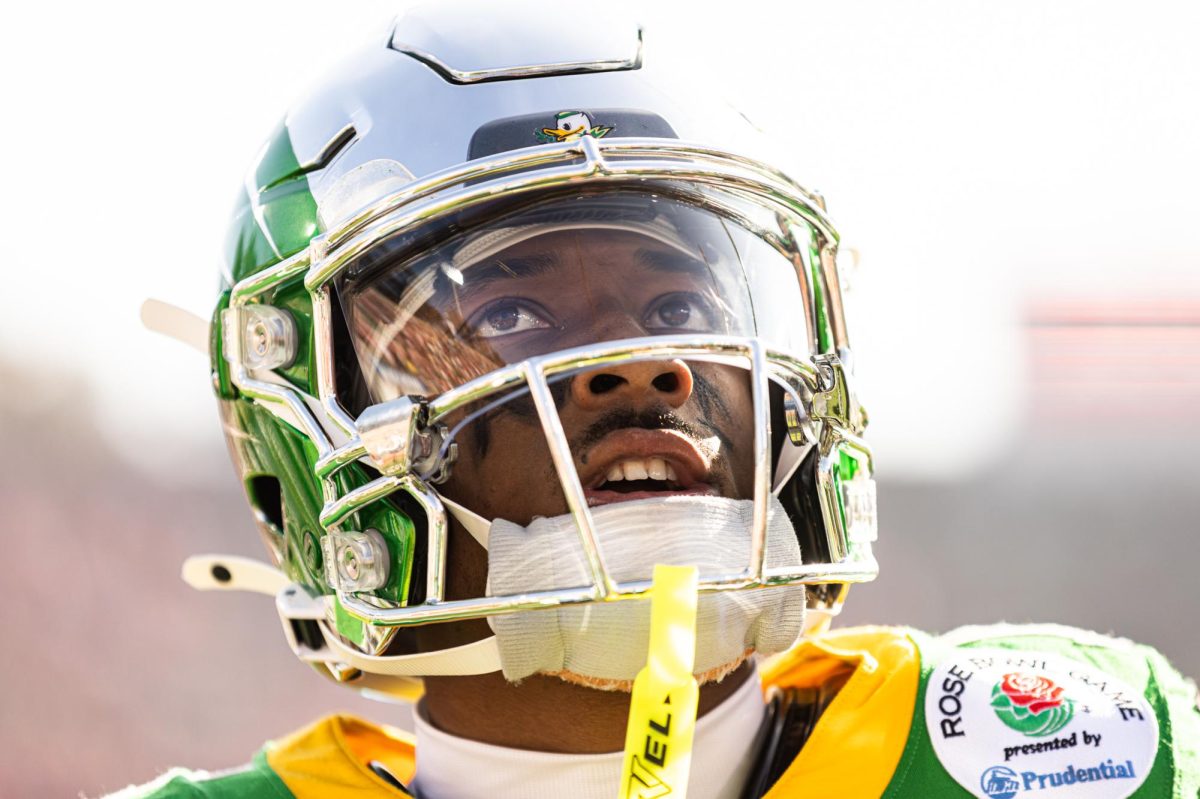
[451,251,561,302]
[633,247,711,275]
[457,253,560,294]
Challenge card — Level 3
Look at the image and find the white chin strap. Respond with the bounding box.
[179,486,511,687]
[441,495,493,548]
[140,298,210,355]
[181,554,502,694]
[182,486,822,690]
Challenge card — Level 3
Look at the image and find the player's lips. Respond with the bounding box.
[579,428,717,507]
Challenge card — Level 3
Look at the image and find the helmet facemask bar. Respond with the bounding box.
[219,136,876,671]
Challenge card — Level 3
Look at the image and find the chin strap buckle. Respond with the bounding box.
[321,529,391,592]
[220,305,298,371]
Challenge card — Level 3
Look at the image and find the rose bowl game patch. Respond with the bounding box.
[925,648,1159,798]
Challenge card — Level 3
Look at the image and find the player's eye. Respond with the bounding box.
[466,299,554,339]
[643,292,718,332]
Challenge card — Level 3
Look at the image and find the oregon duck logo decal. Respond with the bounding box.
[535,111,614,143]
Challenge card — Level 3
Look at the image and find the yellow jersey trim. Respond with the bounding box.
[762,627,921,798]
[265,714,416,798]
[262,628,919,798]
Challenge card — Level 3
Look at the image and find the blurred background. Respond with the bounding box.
[2,1,1198,795]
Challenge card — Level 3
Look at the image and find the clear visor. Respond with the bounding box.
[336,185,817,408]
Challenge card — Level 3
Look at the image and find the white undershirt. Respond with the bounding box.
[411,667,765,799]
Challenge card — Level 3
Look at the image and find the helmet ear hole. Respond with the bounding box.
[246,475,286,564]
[247,475,284,531]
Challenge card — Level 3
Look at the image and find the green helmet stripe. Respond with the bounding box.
[226,121,320,284]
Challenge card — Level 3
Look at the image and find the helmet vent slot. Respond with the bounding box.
[298,124,357,174]
[389,6,642,85]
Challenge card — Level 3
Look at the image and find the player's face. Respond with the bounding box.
[430,229,757,599]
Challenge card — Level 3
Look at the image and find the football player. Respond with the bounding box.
[118,4,1199,798]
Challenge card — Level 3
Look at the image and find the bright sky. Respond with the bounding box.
[2,0,1198,482]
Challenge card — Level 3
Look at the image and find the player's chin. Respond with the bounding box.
[542,649,755,693]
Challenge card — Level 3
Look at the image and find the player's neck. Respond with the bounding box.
[421,659,756,753]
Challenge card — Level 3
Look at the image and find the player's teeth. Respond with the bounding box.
[648,458,667,481]
[622,460,649,480]
[602,458,682,485]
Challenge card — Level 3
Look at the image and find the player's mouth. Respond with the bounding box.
[579,429,718,507]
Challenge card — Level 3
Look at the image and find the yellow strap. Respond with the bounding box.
[618,564,701,799]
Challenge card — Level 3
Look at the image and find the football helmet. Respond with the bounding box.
[191,2,877,698]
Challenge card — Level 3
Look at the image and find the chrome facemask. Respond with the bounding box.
[217,134,878,683]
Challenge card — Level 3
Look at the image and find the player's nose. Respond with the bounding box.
[569,359,694,411]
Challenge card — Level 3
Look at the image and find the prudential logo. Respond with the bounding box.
[980,759,1141,797]
[980,765,1021,799]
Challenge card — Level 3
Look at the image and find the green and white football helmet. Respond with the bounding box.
[188,2,877,699]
